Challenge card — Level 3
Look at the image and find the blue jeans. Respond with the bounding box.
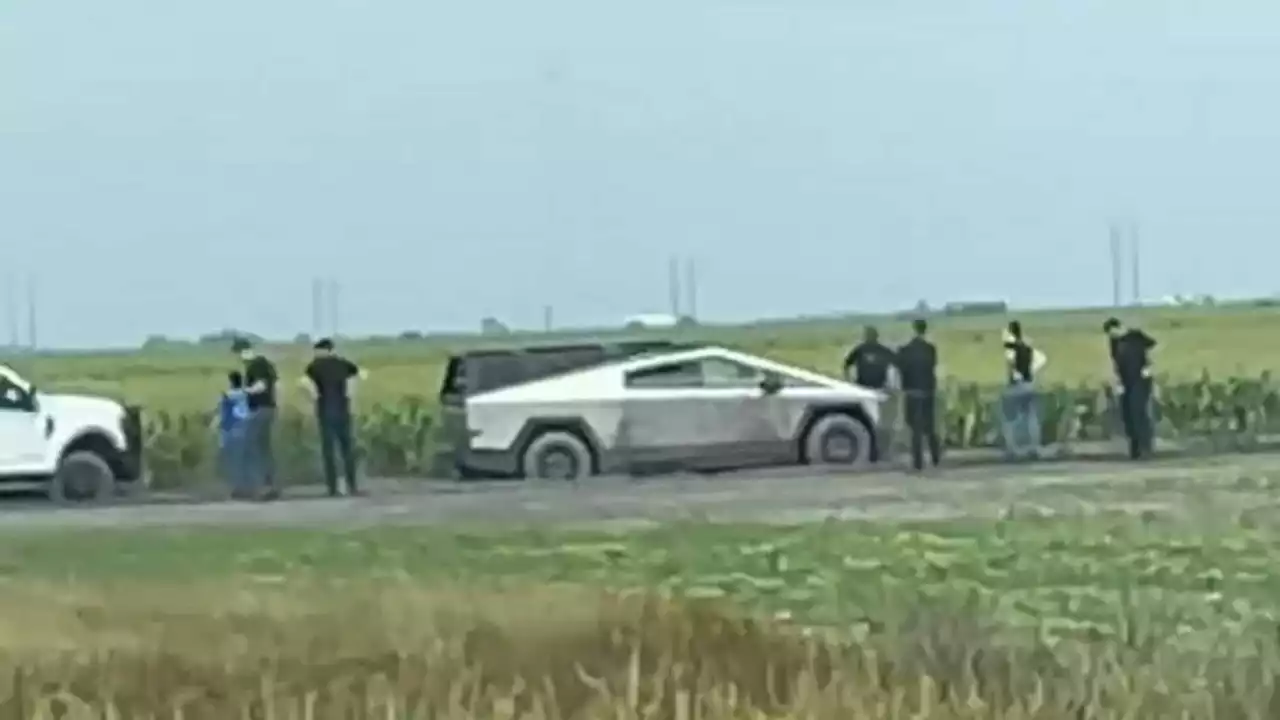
[218,430,250,492]
[1000,382,1041,458]
[244,407,277,492]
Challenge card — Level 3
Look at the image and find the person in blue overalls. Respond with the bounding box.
[216,370,251,497]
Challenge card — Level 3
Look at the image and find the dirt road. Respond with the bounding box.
[1,452,1275,531]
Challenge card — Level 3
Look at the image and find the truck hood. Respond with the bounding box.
[39,393,126,417]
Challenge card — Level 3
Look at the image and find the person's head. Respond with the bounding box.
[1006,320,1023,340]
[911,318,928,337]
[231,337,255,362]
[313,337,335,356]
[1103,317,1124,338]
[227,370,244,389]
[862,325,879,343]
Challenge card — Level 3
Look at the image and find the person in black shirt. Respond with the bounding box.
[844,326,896,390]
[1103,317,1157,459]
[843,326,898,460]
[895,318,941,471]
[302,338,366,496]
[233,337,280,500]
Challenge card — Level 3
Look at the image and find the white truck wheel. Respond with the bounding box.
[49,451,117,505]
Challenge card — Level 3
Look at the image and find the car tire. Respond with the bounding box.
[804,413,873,469]
[49,450,117,505]
[521,430,594,481]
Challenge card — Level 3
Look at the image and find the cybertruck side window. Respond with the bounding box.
[699,358,764,388]
[625,361,704,389]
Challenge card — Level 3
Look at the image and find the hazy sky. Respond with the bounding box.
[5,0,1280,347]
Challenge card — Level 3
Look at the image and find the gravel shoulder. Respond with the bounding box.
[1,450,1276,531]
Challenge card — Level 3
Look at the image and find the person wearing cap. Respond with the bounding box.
[1103,317,1158,459]
[233,337,280,499]
[302,337,367,496]
[999,320,1048,460]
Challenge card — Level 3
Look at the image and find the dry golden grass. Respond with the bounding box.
[0,577,1277,719]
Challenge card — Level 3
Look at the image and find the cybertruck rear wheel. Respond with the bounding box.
[520,430,594,482]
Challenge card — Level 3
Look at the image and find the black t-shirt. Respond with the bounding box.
[895,337,938,394]
[1006,339,1035,383]
[305,355,360,413]
[244,355,278,410]
[844,341,895,389]
[1112,329,1156,386]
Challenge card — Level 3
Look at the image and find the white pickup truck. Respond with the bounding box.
[0,363,145,502]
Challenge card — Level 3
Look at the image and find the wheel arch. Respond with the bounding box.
[795,403,879,462]
[59,430,126,478]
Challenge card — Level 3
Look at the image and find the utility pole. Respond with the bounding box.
[5,276,17,350]
[310,277,323,338]
[667,256,681,318]
[327,277,340,338]
[1109,222,1123,308]
[25,275,37,352]
[1129,221,1141,306]
[684,257,698,322]
[542,304,553,332]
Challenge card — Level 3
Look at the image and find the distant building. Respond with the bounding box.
[623,313,680,329]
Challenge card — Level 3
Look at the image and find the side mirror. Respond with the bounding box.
[758,374,783,395]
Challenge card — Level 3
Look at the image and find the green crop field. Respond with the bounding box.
[4,465,1280,717]
[6,303,1280,483]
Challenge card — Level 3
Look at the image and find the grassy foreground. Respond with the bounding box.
[5,506,1280,718]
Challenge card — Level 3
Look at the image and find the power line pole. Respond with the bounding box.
[327,277,340,337]
[1109,222,1123,308]
[667,256,681,318]
[542,304,553,332]
[5,275,17,350]
[684,257,698,322]
[25,275,37,352]
[1129,221,1141,306]
[311,277,323,338]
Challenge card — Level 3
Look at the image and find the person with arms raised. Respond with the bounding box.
[1103,318,1158,460]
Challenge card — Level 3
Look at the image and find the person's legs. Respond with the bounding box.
[334,410,358,493]
[1117,387,1140,459]
[317,412,340,496]
[905,393,925,471]
[923,393,941,466]
[999,386,1022,458]
[1003,383,1039,459]
[1129,380,1154,458]
[242,413,263,491]
[227,431,250,497]
[877,389,899,463]
[1024,388,1042,459]
[259,407,278,493]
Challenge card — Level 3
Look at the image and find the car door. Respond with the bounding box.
[619,357,794,473]
[694,357,796,468]
[0,377,44,472]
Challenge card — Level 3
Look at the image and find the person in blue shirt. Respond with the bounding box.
[216,370,251,497]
